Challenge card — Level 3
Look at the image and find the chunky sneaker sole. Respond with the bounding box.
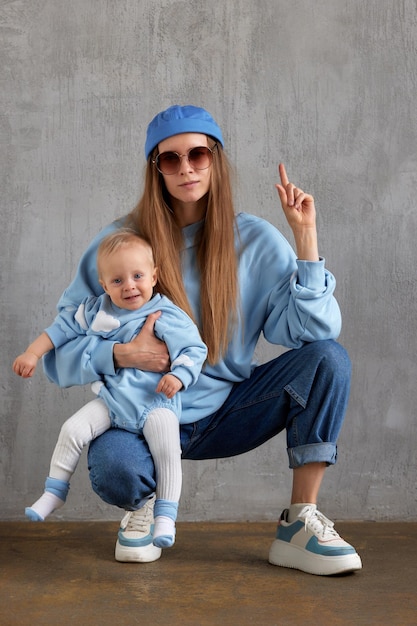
[115,536,162,563]
[268,506,362,576]
[115,496,162,563]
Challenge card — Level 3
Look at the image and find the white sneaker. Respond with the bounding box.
[115,495,162,563]
[268,505,362,576]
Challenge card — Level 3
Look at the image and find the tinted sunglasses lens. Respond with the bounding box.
[157,152,180,174]
[188,147,212,169]
[156,146,214,174]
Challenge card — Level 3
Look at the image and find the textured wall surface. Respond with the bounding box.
[2,0,416,521]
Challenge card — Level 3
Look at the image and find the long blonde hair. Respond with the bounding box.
[125,141,238,365]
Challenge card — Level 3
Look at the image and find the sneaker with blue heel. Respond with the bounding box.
[268,505,362,576]
[115,495,162,563]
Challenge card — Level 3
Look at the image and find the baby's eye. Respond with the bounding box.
[134,273,143,280]
[112,278,122,284]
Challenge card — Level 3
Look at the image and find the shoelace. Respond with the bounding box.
[300,505,340,540]
[121,499,153,532]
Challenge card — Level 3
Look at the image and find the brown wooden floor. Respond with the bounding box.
[1,521,416,625]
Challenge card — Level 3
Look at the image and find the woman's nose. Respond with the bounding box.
[178,153,194,173]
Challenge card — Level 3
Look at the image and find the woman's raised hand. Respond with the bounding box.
[275,163,317,230]
[275,163,319,261]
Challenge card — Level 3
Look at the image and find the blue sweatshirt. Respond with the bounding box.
[45,292,207,431]
[44,213,341,425]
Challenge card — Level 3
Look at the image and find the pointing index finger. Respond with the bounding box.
[279,163,289,187]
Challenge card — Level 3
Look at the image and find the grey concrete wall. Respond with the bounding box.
[2,0,416,522]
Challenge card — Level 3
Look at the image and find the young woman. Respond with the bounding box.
[43,105,362,576]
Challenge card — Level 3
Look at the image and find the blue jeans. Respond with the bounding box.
[88,340,351,510]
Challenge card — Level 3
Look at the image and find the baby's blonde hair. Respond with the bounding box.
[97,228,155,279]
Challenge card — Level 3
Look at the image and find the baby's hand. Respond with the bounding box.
[12,352,39,378]
[156,373,183,399]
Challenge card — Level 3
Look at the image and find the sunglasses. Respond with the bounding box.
[152,144,217,175]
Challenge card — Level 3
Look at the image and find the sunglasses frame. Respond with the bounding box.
[152,144,217,175]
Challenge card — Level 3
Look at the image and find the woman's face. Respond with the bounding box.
[157,133,212,208]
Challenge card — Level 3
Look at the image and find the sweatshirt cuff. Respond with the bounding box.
[295,258,326,290]
[44,324,67,348]
[85,340,117,377]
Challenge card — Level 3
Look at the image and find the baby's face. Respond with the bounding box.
[99,242,157,310]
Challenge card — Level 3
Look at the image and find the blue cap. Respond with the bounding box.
[145,105,224,159]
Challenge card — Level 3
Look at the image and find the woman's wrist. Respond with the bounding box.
[293,227,319,261]
[113,342,131,368]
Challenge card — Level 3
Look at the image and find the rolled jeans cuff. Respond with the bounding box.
[287,442,337,469]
